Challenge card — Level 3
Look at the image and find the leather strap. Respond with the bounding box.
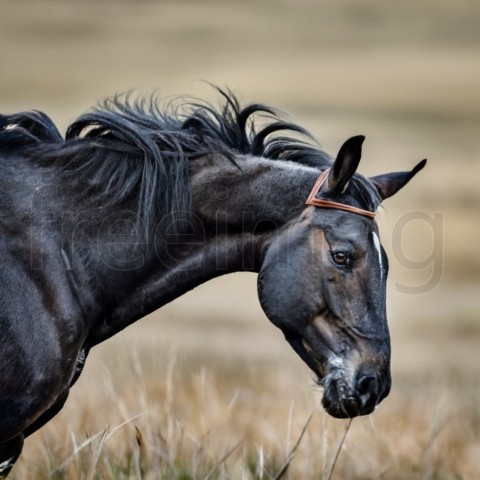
[305,168,376,219]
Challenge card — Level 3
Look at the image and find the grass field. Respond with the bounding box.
[1,1,479,478]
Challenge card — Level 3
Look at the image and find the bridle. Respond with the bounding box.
[305,168,376,220]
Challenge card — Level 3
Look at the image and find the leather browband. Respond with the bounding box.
[305,168,376,220]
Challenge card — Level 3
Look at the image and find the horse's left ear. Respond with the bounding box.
[327,135,365,194]
[370,159,427,200]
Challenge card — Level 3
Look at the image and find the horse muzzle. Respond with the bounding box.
[284,331,391,418]
[320,364,391,418]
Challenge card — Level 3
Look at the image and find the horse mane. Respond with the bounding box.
[0,88,333,227]
[0,110,63,147]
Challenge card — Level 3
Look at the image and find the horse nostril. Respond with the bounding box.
[356,374,377,397]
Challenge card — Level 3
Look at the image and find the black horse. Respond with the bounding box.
[0,89,425,477]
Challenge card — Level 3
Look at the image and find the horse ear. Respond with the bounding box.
[327,135,365,194]
[369,159,427,200]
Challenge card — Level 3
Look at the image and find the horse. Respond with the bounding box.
[0,88,425,477]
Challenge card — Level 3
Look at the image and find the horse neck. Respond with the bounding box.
[86,156,321,346]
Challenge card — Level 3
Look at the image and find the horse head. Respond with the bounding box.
[258,136,426,418]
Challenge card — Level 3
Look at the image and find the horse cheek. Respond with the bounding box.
[257,243,318,334]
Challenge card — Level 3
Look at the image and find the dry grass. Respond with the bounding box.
[11,326,480,479]
[1,0,480,478]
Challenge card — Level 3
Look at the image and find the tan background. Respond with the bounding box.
[1,1,479,478]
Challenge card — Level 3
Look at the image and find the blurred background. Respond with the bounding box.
[1,1,479,478]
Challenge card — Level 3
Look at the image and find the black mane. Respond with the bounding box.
[0,88,332,225]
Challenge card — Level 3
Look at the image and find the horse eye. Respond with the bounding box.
[332,251,349,266]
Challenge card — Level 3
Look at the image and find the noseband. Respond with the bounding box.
[305,168,376,219]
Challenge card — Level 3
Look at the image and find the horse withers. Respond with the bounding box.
[0,89,425,476]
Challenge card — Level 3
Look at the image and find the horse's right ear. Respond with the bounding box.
[369,159,427,200]
[327,135,365,194]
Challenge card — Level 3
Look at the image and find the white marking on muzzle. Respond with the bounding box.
[0,457,14,473]
[327,355,357,401]
[328,356,344,370]
[372,232,383,278]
